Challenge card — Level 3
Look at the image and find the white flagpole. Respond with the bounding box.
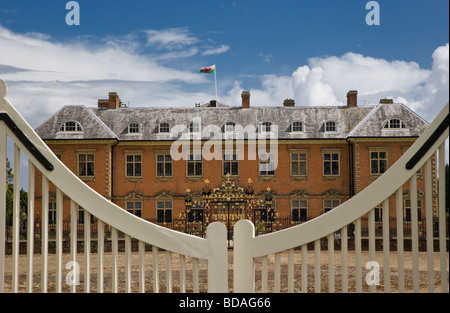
[214,64,218,101]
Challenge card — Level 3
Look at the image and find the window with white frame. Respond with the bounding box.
[405,199,423,222]
[156,201,173,223]
[187,154,202,177]
[224,122,235,133]
[189,121,201,133]
[259,122,272,133]
[290,152,307,176]
[325,121,336,132]
[291,121,303,132]
[323,151,340,176]
[59,121,82,132]
[128,122,141,134]
[292,200,308,222]
[126,201,142,218]
[156,154,173,177]
[370,149,388,175]
[383,118,406,129]
[159,122,170,133]
[126,154,142,178]
[259,153,275,176]
[324,199,340,213]
[223,153,239,176]
[78,153,95,177]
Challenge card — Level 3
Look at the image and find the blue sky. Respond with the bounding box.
[0,0,448,125]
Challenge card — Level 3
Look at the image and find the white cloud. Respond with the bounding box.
[144,27,198,50]
[202,44,230,56]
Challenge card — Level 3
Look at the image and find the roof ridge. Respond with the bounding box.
[347,104,382,137]
[85,106,118,138]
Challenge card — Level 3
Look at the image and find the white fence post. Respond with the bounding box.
[206,222,228,293]
[234,220,255,293]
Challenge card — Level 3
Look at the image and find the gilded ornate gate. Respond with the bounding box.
[185,174,261,246]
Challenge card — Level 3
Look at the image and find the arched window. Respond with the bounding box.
[383,118,406,129]
[291,121,303,132]
[325,121,336,132]
[159,122,170,133]
[128,122,141,134]
[259,121,272,133]
[189,121,201,133]
[224,122,235,133]
[59,121,82,132]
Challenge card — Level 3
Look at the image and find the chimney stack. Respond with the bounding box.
[241,91,250,108]
[347,90,358,107]
[379,98,393,104]
[98,92,122,109]
[283,98,295,107]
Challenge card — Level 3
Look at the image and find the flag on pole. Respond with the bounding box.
[200,65,215,74]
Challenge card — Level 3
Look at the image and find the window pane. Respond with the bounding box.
[127,155,133,162]
[223,162,231,175]
[324,154,331,161]
[126,202,134,210]
[291,154,298,161]
[157,201,165,209]
[332,154,339,161]
[165,163,172,176]
[231,162,239,175]
[157,163,164,176]
[157,155,164,162]
[324,162,330,175]
[332,162,339,175]
[135,163,142,176]
[87,154,94,161]
[195,162,202,176]
[79,154,86,162]
[78,163,85,176]
[299,162,306,175]
[371,160,378,174]
[291,162,298,175]
[187,163,194,176]
[127,163,134,176]
[87,163,94,176]
[379,160,386,173]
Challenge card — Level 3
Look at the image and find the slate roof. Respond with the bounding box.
[35,102,429,141]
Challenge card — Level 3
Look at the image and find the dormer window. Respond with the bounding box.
[159,122,170,133]
[189,121,201,133]
[224,122,235,133]
[259,122,272,133]
[383,118,406,129]
[59,121,82,132]
[291,121,303,132]
[325,121,336,132]
[128,122,141,134]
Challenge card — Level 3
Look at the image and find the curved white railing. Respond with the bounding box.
[0,79,228,293]
[0,76,448,293]
[234,102,449,293]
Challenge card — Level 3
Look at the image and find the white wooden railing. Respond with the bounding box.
[0,79,228,293]
[234,101,449,293]
[0,77,448,293]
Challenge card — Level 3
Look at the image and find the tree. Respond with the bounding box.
[5,158,28,227]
